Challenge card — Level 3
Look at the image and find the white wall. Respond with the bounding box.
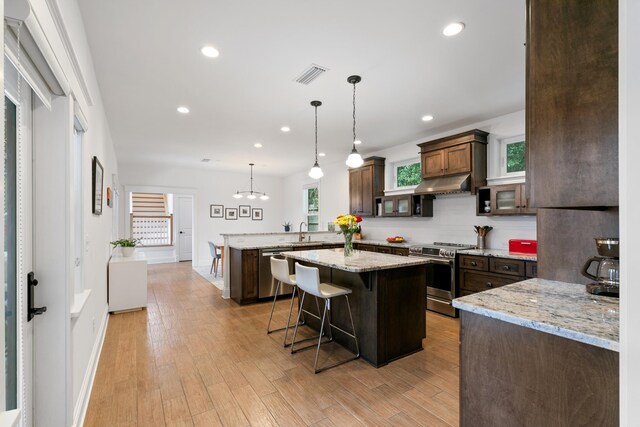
[118,163,285,267]
[619,0,639,423]
[282,110,536,248]
[28,0,120,424]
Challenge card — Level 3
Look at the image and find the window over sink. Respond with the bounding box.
[303,184,319,231]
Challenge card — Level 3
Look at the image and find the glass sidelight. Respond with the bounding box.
[4,97,17,410]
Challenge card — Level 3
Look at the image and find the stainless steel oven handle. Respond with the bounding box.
[262,252,282,257]
[427,295,452,305]
[409,255,453,266]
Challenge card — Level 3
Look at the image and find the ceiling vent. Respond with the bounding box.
[294,64,329,85]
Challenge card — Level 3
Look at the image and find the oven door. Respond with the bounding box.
[424,257,454,300]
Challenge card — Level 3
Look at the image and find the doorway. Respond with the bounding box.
[175,195,193,262]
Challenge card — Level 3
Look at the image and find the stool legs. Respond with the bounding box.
[267,280,306,347]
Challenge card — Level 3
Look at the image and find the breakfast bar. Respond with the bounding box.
[281,248,429,367]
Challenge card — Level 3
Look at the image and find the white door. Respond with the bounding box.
[4,65,36,424]
[176,196,193,261]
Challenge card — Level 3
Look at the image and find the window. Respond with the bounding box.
[303,185,319,231]
[500,135,526,176]
[393,159,421,188]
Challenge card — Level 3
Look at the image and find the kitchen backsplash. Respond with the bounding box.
[359,193,537,248]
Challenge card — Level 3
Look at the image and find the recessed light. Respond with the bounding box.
[422,115,434,122]
[354,140,362,145]
[254,143,263,148]
[177,106,190,114]
[318,152,326,157]
[201,45,219,58]
[443,22,465,37]
[281,126,290,132]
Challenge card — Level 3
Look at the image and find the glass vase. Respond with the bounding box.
[343,233,354,257]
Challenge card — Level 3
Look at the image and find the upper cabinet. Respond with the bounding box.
[349,157,385,217]
[417,129,488,194]
[526,0,618,208]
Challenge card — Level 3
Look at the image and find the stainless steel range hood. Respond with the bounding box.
[413,173,471,195]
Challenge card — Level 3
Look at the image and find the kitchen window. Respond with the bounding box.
[393,158,421,188]
[303,185,319,231]
[500,135,526,177]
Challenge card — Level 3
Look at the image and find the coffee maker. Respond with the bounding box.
[582,238,620,297]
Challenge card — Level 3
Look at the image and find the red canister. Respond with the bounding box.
[509,239,537,254]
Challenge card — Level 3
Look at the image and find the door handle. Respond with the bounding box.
[179,231,184,234]
[28,272,47,321]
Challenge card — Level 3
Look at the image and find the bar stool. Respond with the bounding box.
[291,262,360,373]
[267,257,316,347]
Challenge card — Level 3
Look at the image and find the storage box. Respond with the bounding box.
[509,239,537,254]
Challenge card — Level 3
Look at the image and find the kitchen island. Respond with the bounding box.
[281,248,429,367]
[453,279,619,426]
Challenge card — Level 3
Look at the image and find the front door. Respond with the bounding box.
[176,196,193,261]
[4,71,36,424]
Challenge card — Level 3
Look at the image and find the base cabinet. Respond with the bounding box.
[460,312,618,426]
[459,255,537,296]
[229,248,259,305]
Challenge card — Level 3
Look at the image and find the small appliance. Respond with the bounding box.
[582,237,619,297]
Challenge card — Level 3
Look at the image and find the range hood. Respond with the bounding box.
[414,173,471,195]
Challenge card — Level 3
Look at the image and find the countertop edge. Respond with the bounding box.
[281,249,430,273]
[452,299,619,352]
[457,248,537,261]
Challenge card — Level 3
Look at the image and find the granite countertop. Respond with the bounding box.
[228,241,342,250]
[452,278,619,351]
[221,231,338,237]
[458,248,537,261]
[355,239,415,248]
[281,248,430,273]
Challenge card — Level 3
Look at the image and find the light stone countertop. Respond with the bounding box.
[221,231,338,237]
[452,278,619,351]
[281,248,430,273]
[228,241,342,250]
[458,248,537,261]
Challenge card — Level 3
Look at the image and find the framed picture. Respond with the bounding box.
[210,204,224,218]
[225,207,238,220]
[92,156,103,215]
[239,205,251,217]
[252,208,263,221]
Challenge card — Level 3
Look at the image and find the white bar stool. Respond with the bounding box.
[266,257,320,347]
[291,262,360,373]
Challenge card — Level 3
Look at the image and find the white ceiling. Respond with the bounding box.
[78,0,525,176]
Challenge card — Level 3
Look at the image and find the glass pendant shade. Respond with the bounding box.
[346,147,364,168]
[309,162,324,179]
[233,192,243,199]
[247,194,257,200]
[260,194,269,200]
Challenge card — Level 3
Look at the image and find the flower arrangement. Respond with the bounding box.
[334,214,363,256]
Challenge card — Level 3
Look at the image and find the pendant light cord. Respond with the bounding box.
[314,104,319,162]
[352,81,357,148]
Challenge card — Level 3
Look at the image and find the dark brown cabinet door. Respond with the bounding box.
[376,246,393,254]
[422,151,444,178]
[349,169,363,215]
[519,183,536,215]
[444,144,471,175]
[526,0,618,208]
[360,166,374,216]
[490,184,522,215]
[395,195,412,217]
[381,197,395,217]
[241,250,259,300]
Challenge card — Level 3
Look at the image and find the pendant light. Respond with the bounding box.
[345,75,364,168]
[233,163,269,200]
[308,100,324,179]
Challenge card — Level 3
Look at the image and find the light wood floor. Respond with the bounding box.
[85,262,460,426]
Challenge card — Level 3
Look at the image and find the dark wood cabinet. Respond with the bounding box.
[348,157,385,217]
[418,129,488,194]
[229,248,259,305]
[459,254,537,296]
[354,243,409,257]
[477,183,536,216]
[526,0,618,208]
[380,195,412,217]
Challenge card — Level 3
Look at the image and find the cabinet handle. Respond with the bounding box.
[486,282,493,288]
[503,265,511,271]
[470,261,477,266]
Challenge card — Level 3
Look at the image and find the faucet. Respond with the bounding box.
[299,221,308,242]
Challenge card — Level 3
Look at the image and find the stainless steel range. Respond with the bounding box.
[409,242,475,317]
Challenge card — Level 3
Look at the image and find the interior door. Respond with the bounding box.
[176,196,193,261]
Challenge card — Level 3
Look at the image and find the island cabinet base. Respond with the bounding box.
[299,263,426,367]
[460,312,619,426]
